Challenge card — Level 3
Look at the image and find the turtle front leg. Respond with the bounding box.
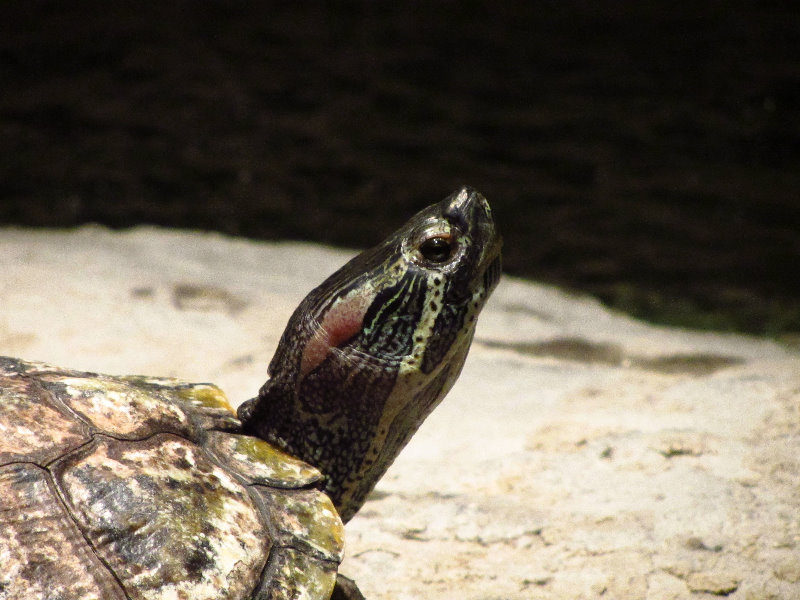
[330,574,366,600]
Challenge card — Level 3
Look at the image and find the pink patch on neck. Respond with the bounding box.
[300,290,375,377]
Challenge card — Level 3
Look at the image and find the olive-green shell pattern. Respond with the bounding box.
[0,356,344,600]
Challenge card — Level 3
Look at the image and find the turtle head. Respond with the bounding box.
[239,187,501,521]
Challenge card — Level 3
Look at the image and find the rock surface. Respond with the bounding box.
[2,226,798,599]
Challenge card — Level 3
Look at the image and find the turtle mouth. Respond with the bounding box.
[483,254,502,293]
[478,226,503,295]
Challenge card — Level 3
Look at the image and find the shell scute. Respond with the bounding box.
[0,374,89,465]
[36,373,197,440]
[121,376,241,433]
[0,462,127,600]
[51,433,271,600]
[254,547,338,600]
[0,355,88,378]
[255,487,344,564]
[204,431,324,488]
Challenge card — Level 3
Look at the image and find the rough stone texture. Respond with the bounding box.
[2,226,799,600]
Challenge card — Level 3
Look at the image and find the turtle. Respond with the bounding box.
[0,186,502,600]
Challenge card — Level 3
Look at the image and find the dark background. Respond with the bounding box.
[2,2,799,337]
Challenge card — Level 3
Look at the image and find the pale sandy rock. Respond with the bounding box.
[687,571,741,595]
[2,225,799,600]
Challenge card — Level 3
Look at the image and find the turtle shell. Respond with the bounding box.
[0,356,344,600]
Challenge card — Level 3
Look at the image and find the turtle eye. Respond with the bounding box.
[419,235,453,263]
